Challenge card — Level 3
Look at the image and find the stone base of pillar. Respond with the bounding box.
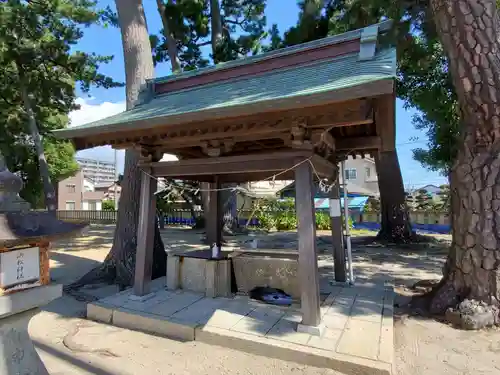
[297,322,326,337]
[0,284,62,375]
[0,308,48,375]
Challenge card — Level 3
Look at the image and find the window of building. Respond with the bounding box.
[344,168,357,180]
[365,167,371,178]
[65,201,75,210]
[88,201,97,210]
[66,184,76,193]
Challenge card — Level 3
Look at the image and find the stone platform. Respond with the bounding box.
[87,277,394,375]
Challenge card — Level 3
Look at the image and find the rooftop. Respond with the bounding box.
[54,21,396,161]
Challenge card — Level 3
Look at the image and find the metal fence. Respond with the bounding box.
[56,209,451,234]
[56,209,259,226]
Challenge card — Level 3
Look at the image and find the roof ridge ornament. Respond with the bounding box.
[358,24,380,61]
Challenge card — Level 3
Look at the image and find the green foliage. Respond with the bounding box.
[156,195,173,215]
[266,0,459,175]
[0,0,121,207]
[406,186,450,212]
[255,198,352,232]
[102,200,116,211]
[414,189,432,211]
[436,184,450,212]
[255,198,295,231]
[405,192,416,210]
[364,196,380,213]
[152,0,267,69]
[342,215,354,231]
[315,211,330,230]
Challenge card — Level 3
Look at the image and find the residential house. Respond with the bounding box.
[95,182,121,202]
[419,184,442,197]
[340,155,379,196]
[57,170,106,210]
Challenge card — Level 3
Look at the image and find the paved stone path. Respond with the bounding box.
[88,276,393,375]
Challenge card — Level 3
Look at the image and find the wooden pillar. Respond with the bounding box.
[295,160,321,330]
[206,177,222,250]
[330,180,346,282]
[133,168,158,296]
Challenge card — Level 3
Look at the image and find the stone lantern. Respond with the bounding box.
[0,153,88,374]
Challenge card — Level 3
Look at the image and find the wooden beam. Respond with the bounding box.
[140,151,313,178]
[295,161,321,328]
[336,136,381,151]
[310,154,336,179]
[310,130,335,151]
[103,101,373,152]
[206,179,222,249]
[307,118,373,130]
[375,94,396,151]
[133,168,157,297]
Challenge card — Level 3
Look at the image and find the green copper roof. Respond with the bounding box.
[153,20,393,85]
[56,46,396,140]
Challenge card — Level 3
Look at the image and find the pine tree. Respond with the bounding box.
[426,0,500,318]
[0,0,121,208]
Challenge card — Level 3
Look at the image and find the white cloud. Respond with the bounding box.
[69,97,126,127]
[69,97,178,173]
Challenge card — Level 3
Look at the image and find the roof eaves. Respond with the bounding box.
[54,76,395,141]
[152,20,393,86]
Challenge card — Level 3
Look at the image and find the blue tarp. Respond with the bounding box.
[355,222,451,234]
[314,196,369,212]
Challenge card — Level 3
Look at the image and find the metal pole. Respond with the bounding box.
[114,150,118,210]
[341,161,354,284]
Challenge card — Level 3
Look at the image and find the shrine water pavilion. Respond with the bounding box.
[56,20,397,339]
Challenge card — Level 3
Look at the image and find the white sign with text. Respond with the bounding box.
[0,247,40,289]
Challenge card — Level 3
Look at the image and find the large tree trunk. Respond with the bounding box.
[220,188,238,235]
[375,150,413,242]
[156,0,181,73]
[110,0,166,286]
[66,0,166,291]
[210,0,224,64]
[427,0,500,315]
[19,79,57,212]
[209,0,238,234]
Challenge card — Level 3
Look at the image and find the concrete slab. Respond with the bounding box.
[336,319,381,360]
[112,308,196,341]
[85,282,394,375]
[196,324,391,375]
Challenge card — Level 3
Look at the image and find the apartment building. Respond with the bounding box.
[75,157,116,185]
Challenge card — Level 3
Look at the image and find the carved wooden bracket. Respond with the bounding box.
[290,118,314,150]
[201,139,235,157]
[135,145,163,163]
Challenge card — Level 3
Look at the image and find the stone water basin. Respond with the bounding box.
[231,250,299,300]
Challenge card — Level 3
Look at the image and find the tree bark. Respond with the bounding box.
[156,0,181,73]
[427,0,500,313]
[375,150,414,242]
[66,0,166,291]
[219,188,238,235]
[19,79,57,212]
[210,0,224,64]
[110,0,166,286]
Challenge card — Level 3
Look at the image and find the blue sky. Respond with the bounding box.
[72,0,447,188]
